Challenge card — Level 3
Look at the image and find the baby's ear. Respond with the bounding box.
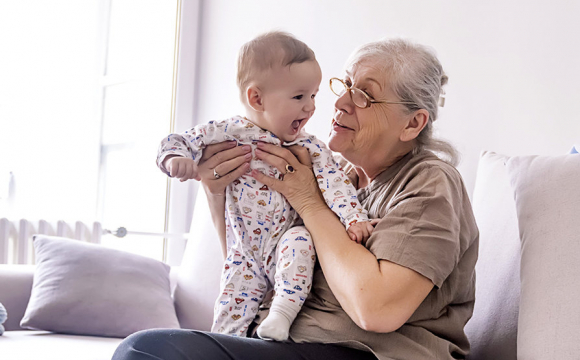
[246,86,264,112]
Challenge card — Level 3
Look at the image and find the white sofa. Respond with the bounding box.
[1,151,579,360]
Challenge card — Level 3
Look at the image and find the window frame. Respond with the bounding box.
[163,0,202,265]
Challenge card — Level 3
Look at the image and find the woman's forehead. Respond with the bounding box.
[345,61,389,89]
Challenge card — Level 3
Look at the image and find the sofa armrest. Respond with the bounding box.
[0,265,35,331]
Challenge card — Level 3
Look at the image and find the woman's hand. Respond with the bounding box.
[252,142,327,218]
[197,141,252,196]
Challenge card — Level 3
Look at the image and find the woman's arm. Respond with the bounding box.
[204,191,228,260]
[301,207,433,332]
[252,143,433,333]
[194,141,252,259]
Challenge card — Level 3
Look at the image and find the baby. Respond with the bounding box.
[157,32,372,341]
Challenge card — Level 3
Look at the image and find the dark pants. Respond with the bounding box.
[112,329,377,360]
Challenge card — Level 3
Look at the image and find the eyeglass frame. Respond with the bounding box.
[329,77,416,109]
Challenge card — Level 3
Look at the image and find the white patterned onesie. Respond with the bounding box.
[157,115,369,337]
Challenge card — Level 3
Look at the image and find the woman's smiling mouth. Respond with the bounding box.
[332,119,353,131]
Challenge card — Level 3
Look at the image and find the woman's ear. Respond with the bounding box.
[400,109,429,142]
[246,86,264,112]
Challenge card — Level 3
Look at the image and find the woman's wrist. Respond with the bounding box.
[296,199,330,221]
[204,183,227,201]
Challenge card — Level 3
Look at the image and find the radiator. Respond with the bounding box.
[0,218,103,264]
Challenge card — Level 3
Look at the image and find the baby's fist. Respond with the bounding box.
[347,221,375,245]
[165,156,200,182]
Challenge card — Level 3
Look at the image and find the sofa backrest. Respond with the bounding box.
[0,265,35,331]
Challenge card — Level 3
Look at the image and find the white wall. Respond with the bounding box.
[191,0,580,196]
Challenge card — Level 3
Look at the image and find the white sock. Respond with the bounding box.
[257,311,292,341]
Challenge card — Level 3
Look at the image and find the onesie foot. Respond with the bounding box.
[257,312,291,341]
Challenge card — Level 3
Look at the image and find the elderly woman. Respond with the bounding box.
[113,39,478,360]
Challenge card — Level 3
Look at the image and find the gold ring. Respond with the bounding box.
[213,169,221,179]
[285,164,295,174]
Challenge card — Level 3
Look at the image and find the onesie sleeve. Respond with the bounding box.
[299,137,369,230]
[366,165,464,288]
[156,119,234,176]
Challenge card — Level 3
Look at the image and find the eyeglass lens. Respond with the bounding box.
[330,79,368,108]
[350,89,368,108]
[330,78,347,97]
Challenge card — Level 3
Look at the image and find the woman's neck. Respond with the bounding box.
[352,147,413,188]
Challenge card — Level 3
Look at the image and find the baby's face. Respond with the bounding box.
[257,60,322,142]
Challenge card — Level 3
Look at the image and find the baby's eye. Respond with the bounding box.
[311,94,316,99]
[293,95,303,100]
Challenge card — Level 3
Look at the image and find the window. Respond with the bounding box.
[0,0,180,262]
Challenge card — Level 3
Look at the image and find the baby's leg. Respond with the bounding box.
[212,252,265,337]
[258,226,316,341]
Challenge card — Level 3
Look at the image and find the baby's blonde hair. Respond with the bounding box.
[237,31,316,103]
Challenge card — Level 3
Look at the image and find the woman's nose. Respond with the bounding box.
[335,91,354,114]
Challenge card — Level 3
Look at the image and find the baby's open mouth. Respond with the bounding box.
[292,119,303,130]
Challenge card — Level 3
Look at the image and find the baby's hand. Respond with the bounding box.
[347,221,376,245]
[165,156,200,182]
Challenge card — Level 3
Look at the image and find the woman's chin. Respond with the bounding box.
[328,133,347,153]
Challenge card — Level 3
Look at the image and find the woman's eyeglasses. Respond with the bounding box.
[329,77,415,109]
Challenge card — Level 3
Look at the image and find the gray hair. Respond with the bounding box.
[237,31,316,102]
[347,38,459,166]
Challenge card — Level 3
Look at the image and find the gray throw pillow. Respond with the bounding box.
[507,154,580,359]
[20,235,180,338]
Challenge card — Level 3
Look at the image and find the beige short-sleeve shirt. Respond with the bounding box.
[288,151,479,360]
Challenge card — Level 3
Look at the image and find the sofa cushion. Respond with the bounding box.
[464,151,520,360]
[173,189,222,330]
[20,235,180,337]
[506,154,580,359]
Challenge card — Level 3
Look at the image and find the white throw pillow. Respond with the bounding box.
[506,154,580,360]
[464,151,520,360]
[173,189,223,331]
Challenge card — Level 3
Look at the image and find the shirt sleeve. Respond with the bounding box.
[366,165,463,288]
[300,137,369,230]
